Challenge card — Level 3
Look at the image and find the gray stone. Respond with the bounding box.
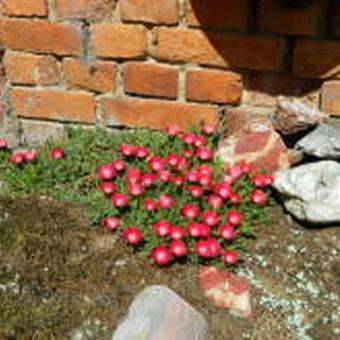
[273,161,340,224]
[296,124,340,159]
[272,97,328,135]
[112,285,208,340]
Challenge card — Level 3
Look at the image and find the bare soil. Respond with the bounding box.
[0,196,339,340]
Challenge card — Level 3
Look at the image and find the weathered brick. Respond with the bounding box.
[20,119,66,145]
[63,58,117,93]
[100,97,218,130]
[293,39,340,78]
[4,52,60,85]
[124,62,178,99]
[259,0,325,36]
[91,24,147,59]
[55,0,112,20]
[11,89,95,123]
[0,19,83,56]
[243,71,320,107]
[2,0,47,17]
[321,80,340,116]
[121,0,178,24]
[154,28,286,72]
[187,0,248,31]
[186,69,242,104]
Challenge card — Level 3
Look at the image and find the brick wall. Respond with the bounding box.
[0,0,339,144]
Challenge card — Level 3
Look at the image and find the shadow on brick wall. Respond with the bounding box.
[189,0,340,101]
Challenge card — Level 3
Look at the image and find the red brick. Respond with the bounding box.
[258,0,325,36]
[321,80,340,116]
[0,19,83,56]
[187,0,248,31]
[4,52,60,85]
[243,71,320,107]
[124,62,178,99]
[63,58,117,93]
[100,97,218,130]
[186,69,242,104]
[293,39,340,78]
[10,89,95,123]
[91,24,147,59]
[121,0,178,25]
[155,28,286,72]
[55,0,112,20]
[2,0,47,17]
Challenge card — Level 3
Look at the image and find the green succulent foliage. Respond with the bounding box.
[0,126,272,267]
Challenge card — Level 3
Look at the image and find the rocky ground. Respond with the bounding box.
[0,195,339,340]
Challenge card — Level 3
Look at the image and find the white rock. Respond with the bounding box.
[273,161,340,224]
[112,285,208,340]
[296,124,340,159]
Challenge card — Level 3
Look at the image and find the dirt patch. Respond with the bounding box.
[0,197,339,339]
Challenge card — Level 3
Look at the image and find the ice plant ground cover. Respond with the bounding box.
[0,126,272,267]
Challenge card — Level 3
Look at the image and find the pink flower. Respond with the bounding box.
[123,227,143,245]
[227,165,244,180]
[215,183,232,199]
[97,164,117,180]
[111,193,129,208]
[226,210,244,226]
[148,156,165,172]
[195,239,221,258]
[230,192,242,205]
[112,159,126,172]
[198,174,213,188]
[252,174,274,187]
[185,170,199,183]
[182,133,196,145]
[169,240,188,257]
[223,250,239,265]
[167,154,182,167]
[144,199,157,211]
[194,135,207,147]
[10,152,25,165]
[23,150,38,162]
[219,224,237,241]
[151,245,173,266]
[154,220,172,237]
[183,149,194,158]
[101,217,121,231]
[171,176,184,186]
[126,168,142,183]
[181,204,200,219]
[158,194,175,209]
[188,223,211,238]
[165,124,181,137]
[141,173,156,187]
[0,138,8,150]
[202,211,220,227]
[189,185,203,198]
[197,165,213,177]
[127,183,144,196]
[99,181,116,196]
[119,144,136,157]
[207,194,224,210]
[250,189,268,206]
[135,146,149,159]
[196,146,214,161]
[202,124,216,135]
[158,170,171,183]
[51,148,65,160]
[170,226,185,240]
